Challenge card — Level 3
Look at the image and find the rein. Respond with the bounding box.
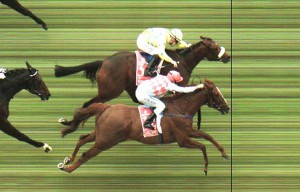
[167,88,208,123]
[164,113,193,119]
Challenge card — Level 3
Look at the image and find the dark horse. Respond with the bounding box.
[1,0,47,30]
[58,79,230,175]
[55,36,230,125]
[0,62,52,152]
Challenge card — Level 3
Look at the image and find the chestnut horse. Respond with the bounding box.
[55,36,230,126]
[58,79,230,175]
[0,0,47,30]
[0,62,52,152]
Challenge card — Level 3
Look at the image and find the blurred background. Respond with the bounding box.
[0,0,299,191]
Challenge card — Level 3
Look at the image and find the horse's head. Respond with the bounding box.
[203,79,230,114]
[200,36,230,64]
[25,62,51,101]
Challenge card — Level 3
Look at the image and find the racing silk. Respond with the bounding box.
[137,28,190,63]
[138,74,198,98]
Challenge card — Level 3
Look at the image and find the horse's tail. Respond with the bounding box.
[61,103,109,138]
[54,60,103,84]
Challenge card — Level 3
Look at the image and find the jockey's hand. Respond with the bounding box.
[171,60,179,67]
[196,84,204,89]
[187,43,192,47]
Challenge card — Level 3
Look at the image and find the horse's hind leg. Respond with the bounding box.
[0,118,52,152]
[190,129,228,159]
[64,131,96,164]
[59,143,103,173]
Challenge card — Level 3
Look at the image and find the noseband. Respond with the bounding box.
[201,40,225,61]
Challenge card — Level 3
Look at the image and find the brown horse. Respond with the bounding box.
[55,36,230,125]
[0,62,52,152]
[58,79,230,175]
[1,0,47,30]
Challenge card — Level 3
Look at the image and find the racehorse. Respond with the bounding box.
[55,36,230,126]
[0,62,52,152]
[58,79,230,175]
[0,0,47,30]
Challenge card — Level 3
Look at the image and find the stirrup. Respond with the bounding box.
[144,69,156,77]
[144,122,155,130]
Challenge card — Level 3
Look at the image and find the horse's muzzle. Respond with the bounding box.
[40,93,51,101]
[221,107,230,115]
[221,56,230,64]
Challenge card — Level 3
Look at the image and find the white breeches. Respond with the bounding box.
[137,34,161,55]
[136,88,165,133]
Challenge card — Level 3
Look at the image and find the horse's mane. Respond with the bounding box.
[1,68,31,84]
[5,68,28,78]
[161,79,205,104]
[161,79,213,104]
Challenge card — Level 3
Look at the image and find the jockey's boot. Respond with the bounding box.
[144,57,158,77]
[143,112,156,130]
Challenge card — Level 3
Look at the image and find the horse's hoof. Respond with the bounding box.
[63,157,71,165]
[58,117,67,123]
[58,118,69,125]
[222,154,229,160]
[43,143,52,153]
[204,169,208,176]
[41,24,48,30]
[57,162,65,170]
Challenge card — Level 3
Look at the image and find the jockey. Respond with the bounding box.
[137,28,191,77]
[135,70,203,134]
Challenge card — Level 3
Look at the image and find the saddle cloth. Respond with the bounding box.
[135,50,152,85]
[138,105,159,138]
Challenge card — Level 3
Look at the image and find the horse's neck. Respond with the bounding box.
[167,91,206,117]
[1,73,29,100]
[167,45,205,73]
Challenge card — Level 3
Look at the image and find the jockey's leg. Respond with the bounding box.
[143,111,156,129]
[144,55,159,77]
[153,101,165,134]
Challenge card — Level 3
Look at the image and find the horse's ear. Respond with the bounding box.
[26,61,36,75]
[204,78,209,85]
[26,61,33,69]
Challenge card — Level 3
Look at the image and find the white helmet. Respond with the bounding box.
[170,28,183,42]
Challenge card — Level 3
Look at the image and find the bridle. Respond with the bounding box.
[201,39,226,61]
[202,85,227,114]
[26,70,43,96]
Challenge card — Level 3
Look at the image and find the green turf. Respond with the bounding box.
[1,0,299,191]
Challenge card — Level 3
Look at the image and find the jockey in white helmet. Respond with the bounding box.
[135,70,203,134]
[137,28,191,77]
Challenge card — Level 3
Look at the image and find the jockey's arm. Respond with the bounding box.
[168,83,198,93]
[176,40,192,48]
[157,46,177,66]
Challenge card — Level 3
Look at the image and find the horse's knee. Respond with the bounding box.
[177,139,189,148]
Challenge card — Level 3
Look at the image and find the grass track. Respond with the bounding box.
[0,0,299,191]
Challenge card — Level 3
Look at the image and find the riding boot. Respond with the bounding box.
[144,57,158,77]
[143,112,156,130]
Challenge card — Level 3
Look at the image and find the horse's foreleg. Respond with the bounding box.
[0,118,52,152]
[2,0,47,30]
[64,131,96,164]
[190,129,228,159]
[177,138,208,175]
